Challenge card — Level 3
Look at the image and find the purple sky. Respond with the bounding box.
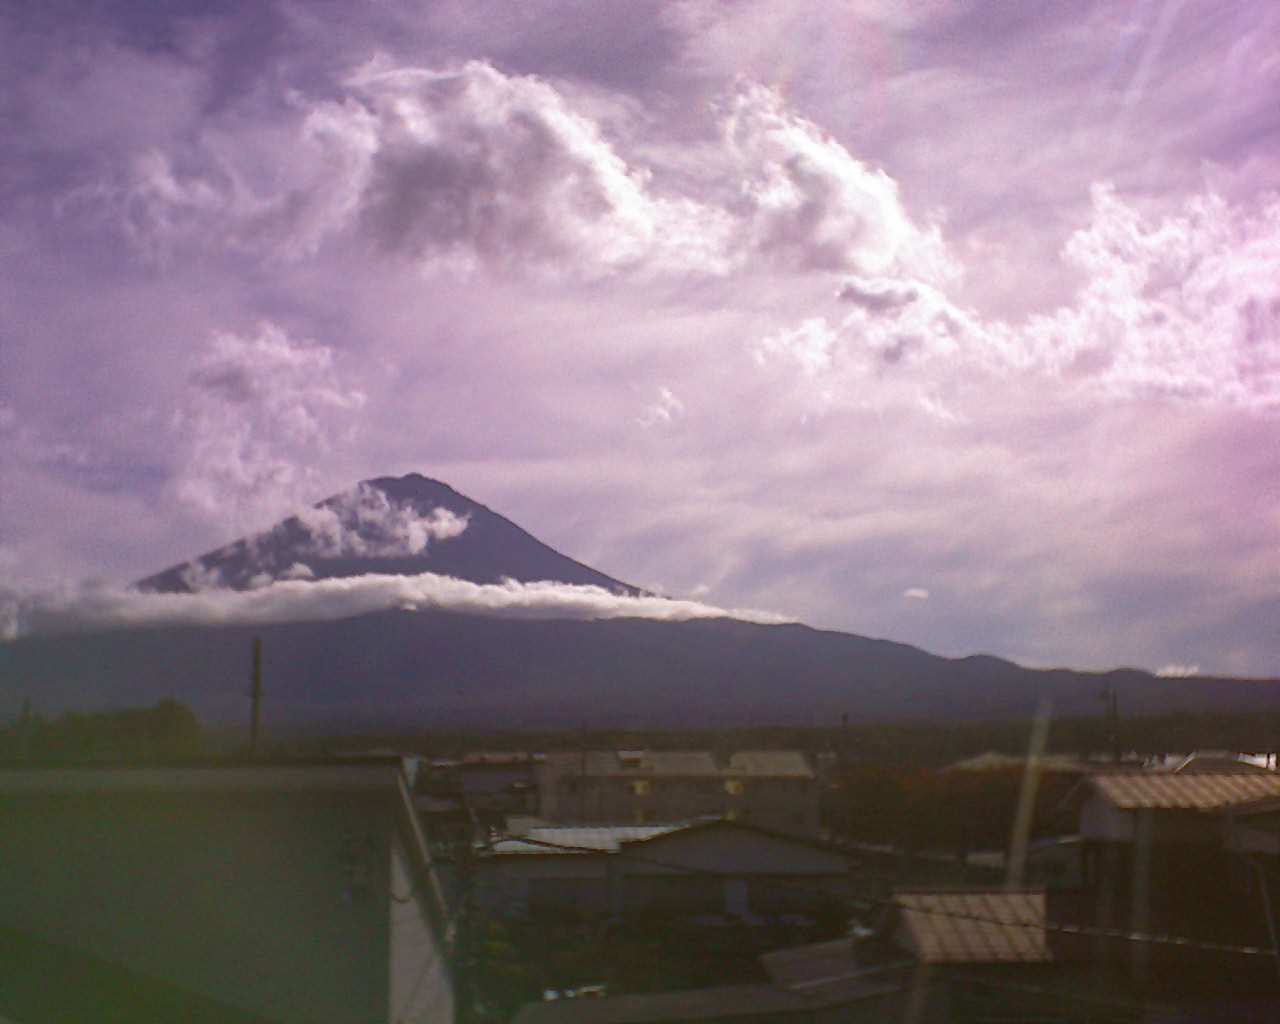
[3,0,1278,677]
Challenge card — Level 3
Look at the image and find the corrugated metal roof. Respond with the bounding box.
[489,823,692,855]
[895,891,1051,964]
[1090,773,1280,810]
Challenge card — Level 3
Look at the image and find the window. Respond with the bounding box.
[631,779,651,796]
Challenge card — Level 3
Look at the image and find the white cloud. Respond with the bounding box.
[637,386,686,427]
[757,317,840,376]
[1156,663,1201,678]
[172,322,366,531]
[104,66,975,287]
[903,587,929,601]
[724,82,956,283]
[293,483,469,558]
[1026,184,1280,410]
[3,572,791,640]
[755,184,1280,415]
[279,562,316,580]
[109,59,733,279]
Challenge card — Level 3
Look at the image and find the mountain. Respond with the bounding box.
[4,474,1278,730]
[138,474,639,596]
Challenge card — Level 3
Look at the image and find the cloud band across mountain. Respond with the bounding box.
[2,572,790,640]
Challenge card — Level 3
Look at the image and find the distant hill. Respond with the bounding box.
[5,474,1278,730]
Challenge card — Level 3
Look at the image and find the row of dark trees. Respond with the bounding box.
[0,699,204,762]
[824,761,1081,853]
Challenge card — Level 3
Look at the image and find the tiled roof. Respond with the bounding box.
[894,891,1051,964]
[1089,773,1280,810]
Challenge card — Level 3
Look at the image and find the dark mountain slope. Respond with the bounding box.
[6,609,1277,731]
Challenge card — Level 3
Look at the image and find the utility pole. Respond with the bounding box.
[1109,687,1120,764]
[579,724,587,822]
[249,636,263,759]
[1100,686,1119,763]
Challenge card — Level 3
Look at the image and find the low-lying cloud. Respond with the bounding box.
[1156,663,1201,678]
[1,572,791,641]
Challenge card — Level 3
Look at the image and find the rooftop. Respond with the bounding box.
[893,891,1051,964]
[489,823,693,855]
[1089,772,1280,810]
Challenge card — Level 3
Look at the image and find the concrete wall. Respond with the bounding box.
[0,788,392,1023]
[388,830,455,1024]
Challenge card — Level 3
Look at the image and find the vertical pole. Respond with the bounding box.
[1109,688,1120,764]
[250,636,262,759]
[579,725,587,823]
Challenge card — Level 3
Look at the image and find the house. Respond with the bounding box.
[510,888,1133,1024]
[477,817,852,920]
[1073,771,1280,1009]
[536,750,819,835]
[0,760,455,1024]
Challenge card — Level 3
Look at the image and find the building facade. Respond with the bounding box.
[536,750,820,835]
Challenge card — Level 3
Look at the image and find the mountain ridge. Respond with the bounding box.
[5,473,1277,728]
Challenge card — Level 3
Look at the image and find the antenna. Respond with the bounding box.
[249,636,263,758]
